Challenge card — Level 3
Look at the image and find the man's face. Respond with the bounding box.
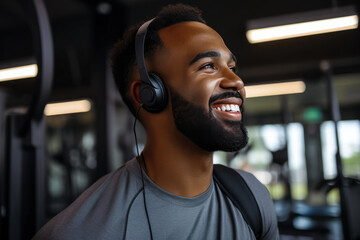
[153,21,248,152]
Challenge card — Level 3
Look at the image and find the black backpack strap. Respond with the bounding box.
[213,164,262,239]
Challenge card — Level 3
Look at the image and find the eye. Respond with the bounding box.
[229,65,238,74]
[199,62,215,71]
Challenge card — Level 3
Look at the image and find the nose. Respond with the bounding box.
[219,68,245,92]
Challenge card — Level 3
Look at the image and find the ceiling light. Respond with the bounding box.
[0,64,38,82]
[44,100,91,116]
[245,81,306,98]
[246,6,358,44]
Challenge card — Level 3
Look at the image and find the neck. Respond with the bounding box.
[141,128,213,197]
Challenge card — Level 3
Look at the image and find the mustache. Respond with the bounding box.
[209,91,243,105]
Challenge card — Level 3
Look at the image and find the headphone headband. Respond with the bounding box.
[135,18,155,87]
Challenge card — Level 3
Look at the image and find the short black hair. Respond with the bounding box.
[110,4,206,116]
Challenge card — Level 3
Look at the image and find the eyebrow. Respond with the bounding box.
[189,50,237,65]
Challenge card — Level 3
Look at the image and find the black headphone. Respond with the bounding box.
[135,19,168,113]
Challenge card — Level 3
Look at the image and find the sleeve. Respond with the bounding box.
[237,170,280,240]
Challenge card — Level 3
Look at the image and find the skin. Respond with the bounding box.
[130,21,246,197]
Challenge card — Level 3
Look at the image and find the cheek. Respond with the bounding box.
[166,69,219,110]
[181,80,217,110]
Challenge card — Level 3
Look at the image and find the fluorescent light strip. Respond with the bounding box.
[245,81,306,98]
[247,15,358,44]
[0,64,38,82]
[45,100,91,116]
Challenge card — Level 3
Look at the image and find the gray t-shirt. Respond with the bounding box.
[33,158,279,240]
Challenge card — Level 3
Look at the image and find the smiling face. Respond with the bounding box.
[151,21,248,152]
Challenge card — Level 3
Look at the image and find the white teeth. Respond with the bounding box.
[214,104,240,112]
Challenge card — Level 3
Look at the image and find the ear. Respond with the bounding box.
[130,80,142,107]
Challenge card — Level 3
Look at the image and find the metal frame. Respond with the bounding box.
[1,0,54,239]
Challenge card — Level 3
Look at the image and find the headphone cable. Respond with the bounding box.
[133,104,154,240]
[134,103,143,157]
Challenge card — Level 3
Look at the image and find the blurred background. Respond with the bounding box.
[0,0,359,239]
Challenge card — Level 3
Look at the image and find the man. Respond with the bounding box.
[33,4,279,239]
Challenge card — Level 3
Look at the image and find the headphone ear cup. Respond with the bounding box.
[139,72,168,113]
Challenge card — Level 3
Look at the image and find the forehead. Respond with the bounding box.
[157,21,230,60]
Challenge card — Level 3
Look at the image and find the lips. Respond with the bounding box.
[211,97,243,121]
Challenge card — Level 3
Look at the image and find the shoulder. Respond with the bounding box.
[33,158,143,240]
[235,169,280,240]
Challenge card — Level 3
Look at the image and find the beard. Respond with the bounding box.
[170,87,248,152]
